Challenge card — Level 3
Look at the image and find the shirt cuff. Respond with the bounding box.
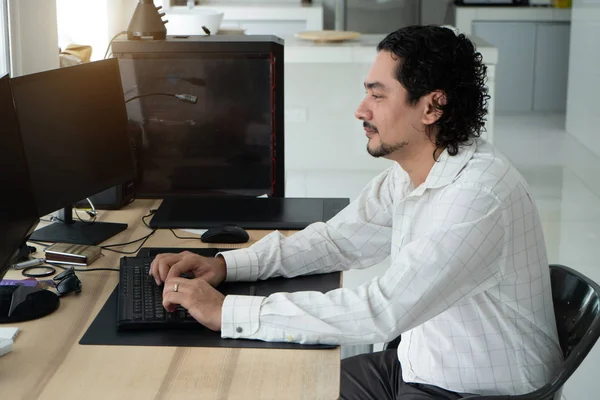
[221,295,266,339]
[218,248,260,282]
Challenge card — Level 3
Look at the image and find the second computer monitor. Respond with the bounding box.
[0,74,39,280]
[10,59,136,245]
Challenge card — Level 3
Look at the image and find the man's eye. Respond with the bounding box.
[371,94,382,99]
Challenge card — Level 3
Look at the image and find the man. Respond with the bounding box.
[150,26,562,399]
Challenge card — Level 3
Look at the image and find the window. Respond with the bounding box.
[0,0,8,76]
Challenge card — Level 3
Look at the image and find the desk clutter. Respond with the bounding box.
[44,243,102,266]
[0,327,19,357]
[0,31,345,398]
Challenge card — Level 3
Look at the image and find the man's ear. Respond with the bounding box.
[422,90,447,125]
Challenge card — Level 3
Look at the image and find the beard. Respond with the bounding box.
[367,139,407,158]
[363,121,407,158]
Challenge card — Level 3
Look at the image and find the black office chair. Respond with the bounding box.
[386,264,600,400]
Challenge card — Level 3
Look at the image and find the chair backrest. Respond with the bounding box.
[545,265,600,392]
[463,265,600,400]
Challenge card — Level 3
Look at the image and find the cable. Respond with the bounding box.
[142,212,154,229]
[85,198,98,217]
[169,229,204,241]
[74,207,97,224]
[22,266,56,278]
[101,231,155,255]
[27,240,52,249]
[125,93,198,104]
[125,93,178,103]
[48,263,119,272]
[101,231,153,248]
[99,212,156,255]
[104,31,126,59]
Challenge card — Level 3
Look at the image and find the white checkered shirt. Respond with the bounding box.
[219,139,562,395]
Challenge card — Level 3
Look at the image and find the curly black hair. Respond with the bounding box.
[377,25,489,157]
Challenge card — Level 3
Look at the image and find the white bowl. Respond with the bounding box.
[166,9,224,36]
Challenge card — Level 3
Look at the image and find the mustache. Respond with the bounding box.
[363,121,378,133]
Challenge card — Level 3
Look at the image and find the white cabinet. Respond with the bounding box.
[473,21,570,113]
[453,6,571,114]
[473,22,536,113]
[533,22,571,112]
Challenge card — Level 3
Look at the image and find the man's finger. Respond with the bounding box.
[150,253,178,279]
[162,291,190,312]
[163,277,190,295]
[155,254,184,283]
[166,260,193,280]
[150,253,171,275]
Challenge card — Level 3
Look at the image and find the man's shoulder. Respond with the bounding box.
[455,139,528,201]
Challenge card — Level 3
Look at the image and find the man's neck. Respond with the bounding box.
[392,141,439,188]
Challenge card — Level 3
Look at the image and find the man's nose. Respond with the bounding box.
[355,100,371,121]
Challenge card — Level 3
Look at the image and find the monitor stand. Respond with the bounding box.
[0,285,60,323]
[30,205,128,245]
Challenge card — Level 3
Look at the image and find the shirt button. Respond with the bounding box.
[236,327,243,333]
[286,335,293,342]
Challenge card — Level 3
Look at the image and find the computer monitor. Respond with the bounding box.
[0,74,39,281]
[10,59,136,245]
[0,74,59,324]
[112,35,285,198]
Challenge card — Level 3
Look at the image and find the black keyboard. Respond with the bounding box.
[117,247,343,331]
[117,256,200,330]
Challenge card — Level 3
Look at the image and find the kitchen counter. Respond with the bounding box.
[163,2,324,31]
[283,33,498,65]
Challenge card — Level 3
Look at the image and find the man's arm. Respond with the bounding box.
[222,183,507,344]
[220,165,402,282]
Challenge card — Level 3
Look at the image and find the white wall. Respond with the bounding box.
[565,0,600,158]
[284,62,392,172]
[56,0,138,62]
[8,0,59,76]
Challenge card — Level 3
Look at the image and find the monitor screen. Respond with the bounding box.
[10,59,136,217]
[114,36,284,198]
[0,74,39,280]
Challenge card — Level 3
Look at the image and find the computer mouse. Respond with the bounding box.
[201,225,249,244]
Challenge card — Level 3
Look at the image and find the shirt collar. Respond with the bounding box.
[423,140,478,189]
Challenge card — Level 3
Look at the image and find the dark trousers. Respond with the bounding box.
[340,350,475,400]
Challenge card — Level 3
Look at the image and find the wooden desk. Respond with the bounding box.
[1,200,340,400]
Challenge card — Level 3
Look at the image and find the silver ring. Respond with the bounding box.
[173,283,180,293]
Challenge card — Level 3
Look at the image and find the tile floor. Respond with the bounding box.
[285,113,599,400]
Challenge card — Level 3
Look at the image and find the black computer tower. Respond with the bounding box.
[76,181,135,210]
[112,35,285,199]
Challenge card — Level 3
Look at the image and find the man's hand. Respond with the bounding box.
[149,251,227,287]
[162,277,225,331]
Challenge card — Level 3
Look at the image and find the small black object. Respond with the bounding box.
[22,266,56,278]
[0,285,60,323]
[201,225,249,244]
[53,267,82,296]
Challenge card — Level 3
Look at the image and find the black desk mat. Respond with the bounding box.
[79,272,341,350]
